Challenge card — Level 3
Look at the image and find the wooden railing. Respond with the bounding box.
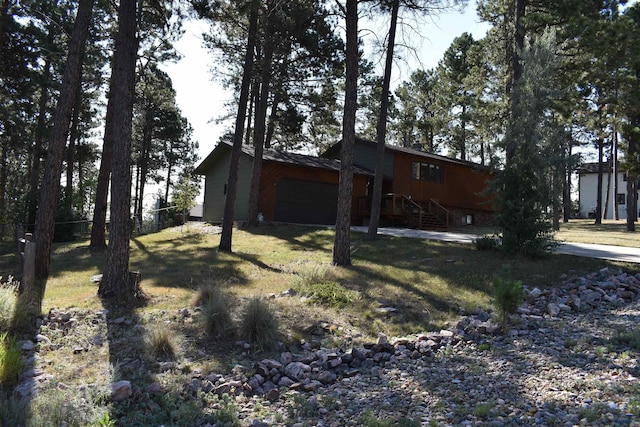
[354,194,449,229]
[427,198,449,228]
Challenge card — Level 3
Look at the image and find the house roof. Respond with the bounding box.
[194,141,374,176]
[322,137,491,170]
[578,162,617,174]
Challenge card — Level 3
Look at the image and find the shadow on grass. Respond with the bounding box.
[100,295,212,426]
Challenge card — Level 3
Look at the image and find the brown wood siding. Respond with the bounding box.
[259,161,369,222]
[393,152,494,211]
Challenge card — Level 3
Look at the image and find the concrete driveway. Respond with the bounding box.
[352,226,640,264]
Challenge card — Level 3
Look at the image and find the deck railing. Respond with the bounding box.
[354,194,449,229]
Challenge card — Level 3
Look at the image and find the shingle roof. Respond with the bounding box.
[195,141,374,176]
[322,137,490,170]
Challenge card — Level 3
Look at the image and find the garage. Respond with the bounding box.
[274,178,338,225]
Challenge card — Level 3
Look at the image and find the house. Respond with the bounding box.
[194,141,372,225]
[324,138,495,227]
[578,162,639,220]
[195,138,496,229]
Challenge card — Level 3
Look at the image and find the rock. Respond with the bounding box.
[265,388,279,402]
[280,352,293,365]
[146,382,164,393]
[547,303,561,317]
[317,371,337,385]
[285,362,311,381]
[377,333,388,345]
[111,380,132,402]
[21,340,35,351]
[35,334,51,345]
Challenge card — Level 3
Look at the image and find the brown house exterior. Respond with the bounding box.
[194,141,371,225]
[195,138,495,229]
[323,138,496,227]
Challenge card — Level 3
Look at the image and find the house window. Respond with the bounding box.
[623,173,627,182]
[617,193,626,205]
[411,161,444,183]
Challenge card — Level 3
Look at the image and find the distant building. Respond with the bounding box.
[578,162,639,219]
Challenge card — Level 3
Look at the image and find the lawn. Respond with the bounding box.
[0,222,638,426]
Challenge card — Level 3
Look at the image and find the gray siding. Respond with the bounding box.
[203,151,253,223]
[353,143,394,176]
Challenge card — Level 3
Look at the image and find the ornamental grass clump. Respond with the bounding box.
[197,285,233,338]
[147,326,176,360]
[492,269,523,329]
[239,297,279,350]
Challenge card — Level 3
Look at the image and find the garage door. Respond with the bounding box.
[274,178,338,225]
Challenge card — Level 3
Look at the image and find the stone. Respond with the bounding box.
[21,340,35,351]
[317,371,337,384]
[547,303,561,317]
[285,362,310,381]
[111,380,132,402]
[280,352,293,365]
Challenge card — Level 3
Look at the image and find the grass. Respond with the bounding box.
[0,222,637,426]
[454,219,640,248]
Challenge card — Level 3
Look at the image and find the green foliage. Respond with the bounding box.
[54,200,85,242]
[491,268,523,328]
[0,276,18,332]
[29,391,88,427]
[171,174,200,218]
[361,410,420,427]
[0,333,23,388]
[493,29,560,258]
[295,266,356,308]
[198,285,234,337]
[474,235,501,251]
[239,297,279,350]
[609,329,640,350]
[473,401,494,419]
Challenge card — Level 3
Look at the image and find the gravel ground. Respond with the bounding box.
[228,273,640,427]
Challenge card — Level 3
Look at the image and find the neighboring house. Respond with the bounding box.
[578,162,639,220]
[323,138,495,228]
[195,138,496,229]
[194,141,372,225]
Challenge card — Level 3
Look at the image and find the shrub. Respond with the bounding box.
[300,281,355,308]
[199,286,233,337]
[0,390,28,426]
[147,326,176,360]
[0,333,23,388]
[239,297,279,350]
[0,277,17,331]
[474,235,500,251]
[492,269,523,329]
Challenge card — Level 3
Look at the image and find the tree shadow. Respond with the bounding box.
[100,295,210,425]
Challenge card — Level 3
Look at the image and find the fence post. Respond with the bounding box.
[22,239,36,293]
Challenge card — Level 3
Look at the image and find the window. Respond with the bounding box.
[623,173,628,182]
[411,161,444,183]
[617,193,626,205]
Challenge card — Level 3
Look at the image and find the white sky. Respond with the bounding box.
[162,1,490,170]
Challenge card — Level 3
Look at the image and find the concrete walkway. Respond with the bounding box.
[351,226,640,264]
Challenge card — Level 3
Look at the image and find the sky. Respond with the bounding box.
[162,0,491,177]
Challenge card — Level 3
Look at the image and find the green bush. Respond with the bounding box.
[239,297,279,350]
[0,333,23,388]
[492,269,523,329]
[301,281,355,308]
[0,277,17,332]
[474,235,500,251]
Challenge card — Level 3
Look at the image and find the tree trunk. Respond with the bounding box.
[627,177,636,231]
[595,137,603,225]
[99,0,139,301]
[333,0,358,266]
[89,96,113,251]
[367,0,398,240]
[33,0,94,283]
[506,0,526,164]
[66,80,83,206]
[247,33,275,228]
[613,126,619,220]
[562,142,571,223]
[219,2,259,252]
[27,60,51,230]
[603,158,611,219]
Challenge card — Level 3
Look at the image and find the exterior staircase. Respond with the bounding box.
[401,196,449,231]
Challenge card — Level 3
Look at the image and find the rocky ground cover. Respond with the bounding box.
[11,267,640,426]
